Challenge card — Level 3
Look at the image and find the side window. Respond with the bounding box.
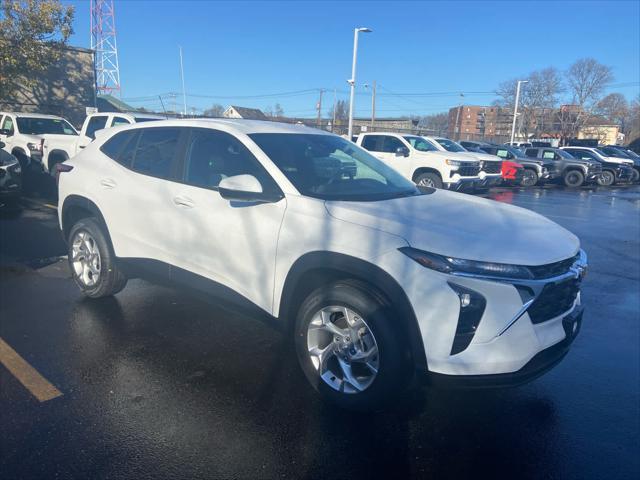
[361,135,383,152]
[131,127,181,179]
[183,128,278,194]
[2,116,15,135]
[542,150,555,159]
[382,136,405,153]
[85,116,108,139]
[111,116,131,127]
[524,148,538,158]
[100,130,138,166]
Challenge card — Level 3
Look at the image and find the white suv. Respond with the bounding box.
[58,119,587,410]
[356,132,488,190]
[0,112,78,173]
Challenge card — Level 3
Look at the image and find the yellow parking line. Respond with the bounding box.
[0,337,63,402]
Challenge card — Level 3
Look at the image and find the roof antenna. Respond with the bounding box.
[158,95,169,119]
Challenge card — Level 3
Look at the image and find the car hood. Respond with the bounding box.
[325,190,579,266]
[602,156,634,166]
[468,152,502,162]
[417,150,479,163]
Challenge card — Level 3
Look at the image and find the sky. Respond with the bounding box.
[68,0,640,118]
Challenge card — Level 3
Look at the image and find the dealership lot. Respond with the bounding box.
[1,185,639,479]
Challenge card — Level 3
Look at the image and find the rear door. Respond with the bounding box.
[94,126,186,271]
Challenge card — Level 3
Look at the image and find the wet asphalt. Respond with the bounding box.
[0,183,639,480]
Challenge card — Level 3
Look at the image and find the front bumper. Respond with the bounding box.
[426,306,583,388]
[474,173,503,189]
[445,176,479,192]
[382,249,587,384]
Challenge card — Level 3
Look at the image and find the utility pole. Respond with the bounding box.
[179,46,187,117]
[370,80,376,128]
[332,88,337,133]
[347,27,372,139]
[316,89,324,127]
[510,80,528,145]
[454,93,464,140]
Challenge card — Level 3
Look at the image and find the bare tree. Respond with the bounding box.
[203,103,225,117]
[273,103,284,118]
[418,112,449,135]
[328,100,349,124]
[566,58,614,109]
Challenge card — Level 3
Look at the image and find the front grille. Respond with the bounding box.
[527,277,580,324]
[482,161,501,174]
[458,165,481,177]
[528,253,579,279]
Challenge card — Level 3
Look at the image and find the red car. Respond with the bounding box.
[501,160,525,185]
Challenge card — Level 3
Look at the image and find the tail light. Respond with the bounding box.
[55,163,73,186]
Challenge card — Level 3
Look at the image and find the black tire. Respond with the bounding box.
[630,168,640,183]
[13,150,29,170]
[563,170,585,188]
[414,172,442,189]
[521,168,538,187]
[597,170,615,187]
[294,280,411,411]
[67,217,127,298]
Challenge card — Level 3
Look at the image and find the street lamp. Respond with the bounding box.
[347,27,372,139]
[510,80,528,145]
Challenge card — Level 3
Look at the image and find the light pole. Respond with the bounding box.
[347,27,372,139]
[510,80,528,145]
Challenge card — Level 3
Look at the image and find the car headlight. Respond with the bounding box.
[445,159,466,167]
[399,247,535,279]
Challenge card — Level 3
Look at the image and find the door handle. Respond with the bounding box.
[100,178,116,189]
[172,196,195,208]
[79,145,86,149]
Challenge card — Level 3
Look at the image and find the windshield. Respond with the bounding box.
[435,138,467,153]
[16,117,77,135]
[249,133,421,201]
[556,149,575,159]
[403,136,438,152]
[599,147,629,158]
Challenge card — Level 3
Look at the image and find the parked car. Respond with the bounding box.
[58,119,587,410]
[0,141,22,203]
[524,147,602,187]
[73,112,166,154]
[504,141,532,149]
[0,112,78,174]
[500,159,525,185]
[461,141,555,187]
[421,137,503,189]
[560,146,635,186]
[356,132,494,190]
[599,146,640,183]
[477,144,557,187]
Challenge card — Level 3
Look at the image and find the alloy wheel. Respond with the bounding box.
[306,305,379,394]
[522,170,537,187]
[598,171,614,186]
[418,177,435,188]
[71,231,102,287]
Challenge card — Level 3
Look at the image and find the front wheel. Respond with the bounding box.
[68,218,127,298]
[597,170,615,187]
[520,169,539,187]
[414,172,442,189]
[294,280,411,411]
[563,170,585,187]
[630,168,640,183]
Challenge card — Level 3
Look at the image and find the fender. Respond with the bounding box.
[60,195,113,247]
[279,251,428,372]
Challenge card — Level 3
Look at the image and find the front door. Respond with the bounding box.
[165,127,286,313]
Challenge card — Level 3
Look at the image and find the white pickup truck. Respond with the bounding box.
[0,112,79,174]
[0,111,164,175]
[356,132,489,190]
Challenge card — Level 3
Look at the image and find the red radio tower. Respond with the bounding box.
[91,0,121,97]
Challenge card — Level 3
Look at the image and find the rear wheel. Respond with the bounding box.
[520,169,538,187]
[597,170,615,186]
[294,280,411,411]
[414,172,442,189]
[563,170,585,187]
[68,218,127,298]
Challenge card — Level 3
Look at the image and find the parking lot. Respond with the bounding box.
[0,183,638,479]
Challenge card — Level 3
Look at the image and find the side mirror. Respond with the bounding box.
[0,128,12,137]
[0,141,4,149]
[396,146,410,157]
[218,174,280,202]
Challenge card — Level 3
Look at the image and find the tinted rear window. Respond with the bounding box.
[100,131,138,166]
[131,127,181,179]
